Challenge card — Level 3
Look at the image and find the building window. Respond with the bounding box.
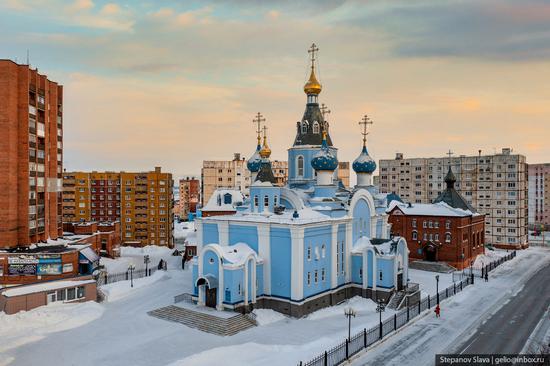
[445,220,451,230]
[312,121,320,134]
[301,121,308,134]
[264,195,269,207]
[307,272,311,285]
[314,270,318,284]
[445,233,451,243]
[321,268,326,281]
[321,244,326,258]
[307,246,312,261]
[435,233,439,241]
[412,231,417,240]
[423,221,427,228]
[297,156,304,177]
[254,195,258,207]
[379,271,383,281]
[412,219,417,228]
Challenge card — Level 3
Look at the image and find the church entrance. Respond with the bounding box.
[397,273,403,291]
[205,287,217,308]
[424,244,437,262]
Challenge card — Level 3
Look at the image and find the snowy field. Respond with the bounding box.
[100,245,181,273]
[2,247,548,366]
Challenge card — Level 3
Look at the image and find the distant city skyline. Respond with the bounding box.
[2,0,549,179]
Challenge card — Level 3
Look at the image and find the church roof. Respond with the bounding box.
[255,160,276,184]
[293,104,333,146]
[387,201,477,217]
[433,166,476,212]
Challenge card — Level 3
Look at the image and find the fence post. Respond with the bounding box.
[363,328,367,348]
[346,338,349,359]
[418,300,421,314]
[453,283,456,295]
[126,271,129,281]
[394,314,397,330]
[460,280,463,290]
[407,304,410,321]
[446,288,448,298]
[428,295,430,309]
[324,351,328,366]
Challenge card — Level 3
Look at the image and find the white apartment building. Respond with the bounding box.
[378,148,528,247]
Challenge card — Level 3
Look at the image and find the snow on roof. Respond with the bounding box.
[206,243,263,268]
[202,189,245,212]
[387,201,477,217]
[80,247,99,262]
[204,207,342,225]
[351,236,397,256]
[1,279,96,297]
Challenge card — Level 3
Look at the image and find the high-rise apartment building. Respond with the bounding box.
[378,148,528,247]
[62,168,174,247]
[338,162,350,187]
[0,60,63,249]
[178,177,200,220]
[201,153,249,206]
[528,163,550,228]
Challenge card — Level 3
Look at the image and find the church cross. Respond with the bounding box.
[253,112,265,142]
[262,125,268,139]
[320,103,331,118]
[308,43,319,70]
[359,114,373,146]
[447,149,454,165]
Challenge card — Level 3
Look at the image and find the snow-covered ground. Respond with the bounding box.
[2,247,548,366]
[351,247,550,366]
[100,245,180,273]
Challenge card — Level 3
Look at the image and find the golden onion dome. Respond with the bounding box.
[304,69,322,95]
[259,135,271,159]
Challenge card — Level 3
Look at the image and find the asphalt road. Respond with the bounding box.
[455,263,550,354]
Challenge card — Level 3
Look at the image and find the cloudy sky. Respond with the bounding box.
[2,0,549,178]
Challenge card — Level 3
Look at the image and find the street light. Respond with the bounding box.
[470,260,474,284]
[435,275,440,306]
[376,299,386,339]
[128,263,136,287]
[344,307,356,341]
[143,255,150,276]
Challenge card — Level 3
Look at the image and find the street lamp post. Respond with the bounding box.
[470,260,474,284]
[435,275,440,306]
[128,263,135,287]
[376,299,386,339]
[144,255,150,276]
[344,307,356,341]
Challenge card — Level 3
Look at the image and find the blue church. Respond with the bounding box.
[191,45,409,317]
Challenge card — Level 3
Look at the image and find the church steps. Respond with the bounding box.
[147,305,256,336]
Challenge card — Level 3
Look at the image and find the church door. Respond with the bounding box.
[205,287,217,308]
[397,273,403,291]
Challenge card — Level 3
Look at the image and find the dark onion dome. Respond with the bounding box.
[353,145,377,174]
[247,145,262,173]
[311,132,338,171]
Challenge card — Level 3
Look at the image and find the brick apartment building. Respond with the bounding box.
[388,168,485,269]
[62,168,174,247]
[528,163,550,228]
[0,60,63,249]
[178,177,200,220]
[378,148,528,248]
[63,221,121,258]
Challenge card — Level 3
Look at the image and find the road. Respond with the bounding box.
[454,262,550,354]
[351,249,550,366]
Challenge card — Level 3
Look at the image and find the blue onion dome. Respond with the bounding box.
[353,145,377,174]
[311,131,338,171]
[247,144,262,173]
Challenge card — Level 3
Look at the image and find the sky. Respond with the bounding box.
[1,0,549,179]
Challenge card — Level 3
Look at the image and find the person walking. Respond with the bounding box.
[435,304,441,318]
[484,272,488,282]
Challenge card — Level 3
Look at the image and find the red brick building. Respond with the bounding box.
[63,221,121,258]
[0,60,63,249]
[178,177,200,220]
[388,167,485,270]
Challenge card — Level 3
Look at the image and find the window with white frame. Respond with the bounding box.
[307,246,312,261]
[297,156,304,177]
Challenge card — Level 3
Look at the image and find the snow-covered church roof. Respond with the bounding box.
[203,189,245,212]
[387,200,480,217]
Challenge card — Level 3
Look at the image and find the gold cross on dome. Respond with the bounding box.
[262,125,268,138]
[320,103,331,118]
[252,112,265,142]
[359,114,373,146]
[447,149,454,165]
[308,43,319,70]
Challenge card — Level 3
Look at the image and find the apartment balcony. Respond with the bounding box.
[37,101,45,111]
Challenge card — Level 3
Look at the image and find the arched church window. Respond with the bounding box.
[307,246,312,261]
[223,193,232,204]
[412,231,418,241]
[312,121,320,134]
[254,195,258,207]
[445,233,452,243]
[297,156,304,177]
[264,195,269,207]
[321,244,326,258]
[301,121,308,134]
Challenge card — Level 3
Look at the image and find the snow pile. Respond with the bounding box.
[472,249,509,269]
[100,271,170,302]
[0,301,104,354]
[253,309,286,326]
[307,296,383,321]
[174,221,195,240]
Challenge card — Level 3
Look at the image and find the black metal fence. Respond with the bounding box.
[452,251,516,282]
[96,267,158,287]
[300,251,518,366]
[299,278,471,366]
